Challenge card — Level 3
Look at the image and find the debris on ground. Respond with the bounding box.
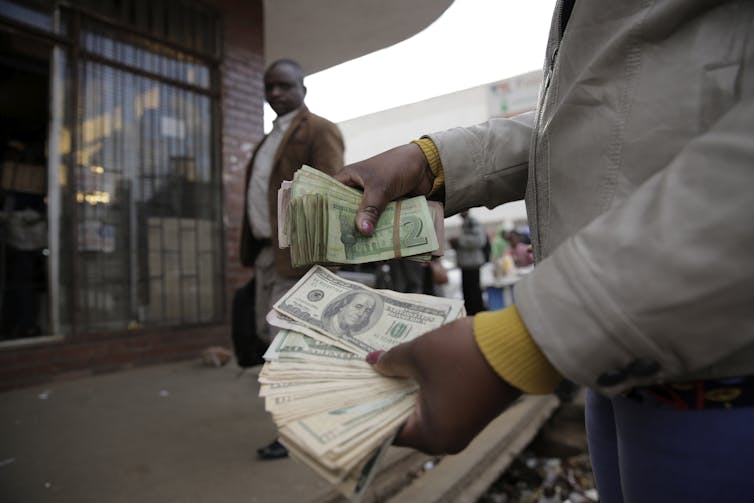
[479,391,596,503]
[479,452,597,503]
[201,346,232,367]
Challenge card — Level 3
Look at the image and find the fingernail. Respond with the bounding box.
[360,219,374,234]
[366,350,384,364]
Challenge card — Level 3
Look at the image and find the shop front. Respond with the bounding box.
[0,0,264,389]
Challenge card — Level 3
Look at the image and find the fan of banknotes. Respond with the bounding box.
[278,165,445,268]
[259,265,465,501]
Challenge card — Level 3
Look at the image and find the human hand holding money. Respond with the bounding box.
[258,266,465,501]
[278,165,444,267]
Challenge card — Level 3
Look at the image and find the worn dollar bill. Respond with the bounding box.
[272,265,465,355]
[266,309,361,354]
[263,329,369,368]
[279,165,444,266]
[280,388,416,461]
[259,263,466,500]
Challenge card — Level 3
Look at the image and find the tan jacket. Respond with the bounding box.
[240,106,344,277]
[430,0,754,392]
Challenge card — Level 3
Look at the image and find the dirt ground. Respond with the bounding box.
[479,389,598,503]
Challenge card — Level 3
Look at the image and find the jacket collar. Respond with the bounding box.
[271,105,309,167]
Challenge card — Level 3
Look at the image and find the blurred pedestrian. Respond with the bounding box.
[507,230,533,268]
[455,211,488,315]
[335,1,754,501]
[1,140,46,340]
[239,58,344,460]
[386,259,426,294]
[490,224,510,264]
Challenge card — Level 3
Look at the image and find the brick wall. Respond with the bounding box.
[215,0,265,298]
[0,0,265,391]
[0,326,231,390]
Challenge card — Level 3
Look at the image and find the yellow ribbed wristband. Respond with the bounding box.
[411,138,444,198]
[474,306,562,395]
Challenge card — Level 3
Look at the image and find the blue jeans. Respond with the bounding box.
[585,388,754,503]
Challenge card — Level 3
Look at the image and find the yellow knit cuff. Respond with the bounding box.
[474,306,562,395]
[411,138,444,198]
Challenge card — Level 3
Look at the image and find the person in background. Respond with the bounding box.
[239,58,344,460]
[335,1,754,500]
[385,259,426,294]
[490,224,510,265]
[455,210,487,315]
[0,140,47,340]
[507,230,533,268]
[490,226,514,278]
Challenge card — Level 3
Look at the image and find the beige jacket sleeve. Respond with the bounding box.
[516,94,754,392]
[429,95,754,392]
[428,111,535,216]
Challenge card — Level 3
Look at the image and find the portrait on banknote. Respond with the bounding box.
[338,211,359,260]
[322,291,383,338]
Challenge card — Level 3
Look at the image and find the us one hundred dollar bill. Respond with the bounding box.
[272,265,465,355]
[257,265,465,501]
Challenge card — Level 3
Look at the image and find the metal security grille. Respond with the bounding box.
[71,0,218,57]
[0,0,222,334]
[70,5,222,330]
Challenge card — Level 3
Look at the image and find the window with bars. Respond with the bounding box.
[1,0,223,335]
[70,12,222,331]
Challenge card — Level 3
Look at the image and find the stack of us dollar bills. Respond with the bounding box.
[260,265,465,501]
[278,165,444,268]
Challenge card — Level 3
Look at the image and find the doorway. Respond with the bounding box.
[0,30,51,340]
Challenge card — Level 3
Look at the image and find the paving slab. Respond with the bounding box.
[0,360,332,503]
[0,358,560,503]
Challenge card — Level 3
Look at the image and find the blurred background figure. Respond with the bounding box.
[423,256,448,296]
[382,259,426,295]
[490,224,510,264]
[237,58,344,460]
[507,229,533,268]
[490,224,511,278]
[454,211,487,315]
[0,139,47,341]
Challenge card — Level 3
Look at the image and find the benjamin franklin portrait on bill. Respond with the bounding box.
[322,291,383,338]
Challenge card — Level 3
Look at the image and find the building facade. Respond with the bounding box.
[0,0,264,389]
[339,69,543,237]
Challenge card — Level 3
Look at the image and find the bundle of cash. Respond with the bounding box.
[260,265,465,501]
[278,165,445,268]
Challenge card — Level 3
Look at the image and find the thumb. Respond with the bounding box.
[355,187,389,237]
[366,343,416,380]
[334,166,389,237]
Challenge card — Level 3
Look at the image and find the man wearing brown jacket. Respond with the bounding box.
[240,59,344,459]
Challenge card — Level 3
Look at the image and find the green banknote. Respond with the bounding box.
[280,165,443,267]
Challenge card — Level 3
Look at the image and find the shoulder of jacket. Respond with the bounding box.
[300,106,339,130]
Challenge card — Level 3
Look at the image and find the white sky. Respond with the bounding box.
[265,0,556,131]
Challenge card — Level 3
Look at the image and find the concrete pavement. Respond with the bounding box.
[0,357,559,503]
[0,360,337,503]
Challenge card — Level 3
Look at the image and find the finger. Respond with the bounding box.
[393,402,427,450]
[333,167,364,189]
[355,181,393,236]
[366,343,434,451]
[394,392,450,454]
[366,341,418,380]
[333,167,389,237]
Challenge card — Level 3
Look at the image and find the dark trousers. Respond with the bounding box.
[461,267,485,315]
[230,278,265,367]
[586,388,754,502]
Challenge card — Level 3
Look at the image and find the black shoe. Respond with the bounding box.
[257,439,288,460]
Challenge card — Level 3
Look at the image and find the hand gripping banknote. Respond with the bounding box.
[278,165,444,267]
[258,265,465,501]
